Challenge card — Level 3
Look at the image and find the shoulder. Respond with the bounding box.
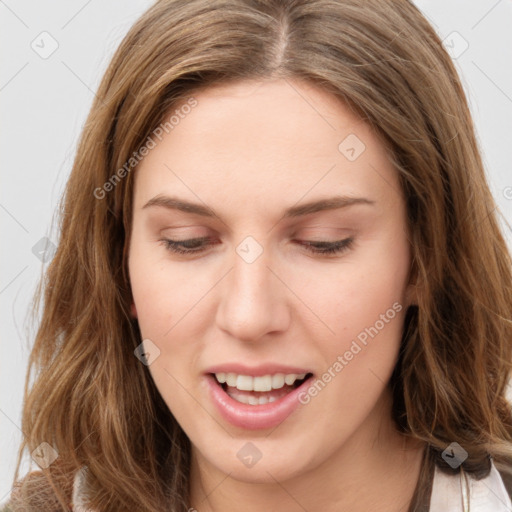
[1,468,74,512]
[429,459,512,511]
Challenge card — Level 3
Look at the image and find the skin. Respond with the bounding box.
[128,78,425,512]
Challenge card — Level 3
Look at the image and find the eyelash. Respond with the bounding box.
[159,237,354,256]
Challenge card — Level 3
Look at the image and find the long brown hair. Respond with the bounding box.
[6,0,512,510]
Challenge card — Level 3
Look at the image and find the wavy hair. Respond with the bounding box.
[6,0,512,510]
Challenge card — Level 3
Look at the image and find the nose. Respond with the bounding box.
[215,244,290,343]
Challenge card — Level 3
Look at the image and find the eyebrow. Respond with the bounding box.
[142,194,375,219]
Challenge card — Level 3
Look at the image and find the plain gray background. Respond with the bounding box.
[1,0,511,501]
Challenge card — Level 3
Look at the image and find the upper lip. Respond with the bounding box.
[205,363,313,377]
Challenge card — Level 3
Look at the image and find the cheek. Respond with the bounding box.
[304,277,405,378]
[299,235,409,372]
[305,260,408,335]
[128,235,171,338]
[129,248,201,413]
[129,234,193,335]
[128,245,211,382]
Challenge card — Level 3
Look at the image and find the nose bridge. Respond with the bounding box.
[215,235,288,341]
[233,239,272,299]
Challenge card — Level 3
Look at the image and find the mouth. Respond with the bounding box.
[210,372,314,405]
[205,371,315,430]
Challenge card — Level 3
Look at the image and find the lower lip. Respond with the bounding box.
[205,374,313,430]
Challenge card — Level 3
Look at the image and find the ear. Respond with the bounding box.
[130,302,138,318]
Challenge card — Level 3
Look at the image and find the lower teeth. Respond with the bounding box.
[227,390,279,405]
[224,383,299,406]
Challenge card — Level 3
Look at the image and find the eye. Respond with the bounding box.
[159,237,212,255]
[296,237,354,255]
[159,237,354,256]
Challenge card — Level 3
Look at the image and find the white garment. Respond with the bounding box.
[72,461,512,511]
[71,467,94,512]
[429,461,512,511]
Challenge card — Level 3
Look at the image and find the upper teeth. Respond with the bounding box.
[215,372,307,392]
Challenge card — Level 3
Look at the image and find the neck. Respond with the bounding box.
[188,388,426,512]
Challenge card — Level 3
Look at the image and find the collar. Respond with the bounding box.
[72,467,95,512]
[429,460,512,511]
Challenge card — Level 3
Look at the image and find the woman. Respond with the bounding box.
[5,0,512,510]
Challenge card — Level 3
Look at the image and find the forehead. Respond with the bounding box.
[133,78,399,216]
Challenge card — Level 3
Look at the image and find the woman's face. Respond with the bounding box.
[128,78,416,483]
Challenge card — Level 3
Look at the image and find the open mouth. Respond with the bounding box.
[210,372,314,406]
